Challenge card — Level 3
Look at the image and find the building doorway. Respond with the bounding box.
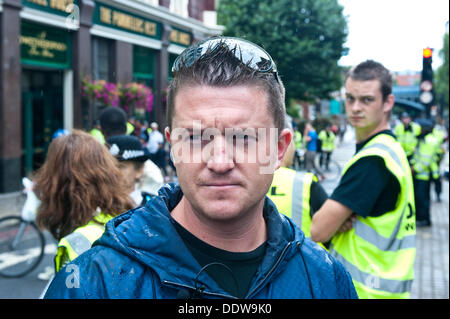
[21,69,64,176]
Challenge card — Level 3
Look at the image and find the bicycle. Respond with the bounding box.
[0,177,46,278]
[321,158,342,182]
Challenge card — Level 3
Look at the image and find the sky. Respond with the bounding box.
[337,0,449,72]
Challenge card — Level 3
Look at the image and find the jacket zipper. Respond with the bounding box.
[244,241,293,299]
[162,280,239,299]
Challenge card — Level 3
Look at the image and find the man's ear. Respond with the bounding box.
[276,128,293,170]
[383,94,395,113]
[164,127,171,144]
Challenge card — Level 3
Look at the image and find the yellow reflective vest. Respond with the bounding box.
[89,128,105,144]
[411,134,440,181]
[55,213,113,272]
[394,122,421,157]
[267,167,317,237]
[329,133,416,299]
[294,131,303,150]
[126,122,134,135]
[431,127,445,159]
[318,130,336,152]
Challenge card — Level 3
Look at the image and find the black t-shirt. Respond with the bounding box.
[310,180,329,216]
[330,130,400,218]
[172,219,266,298]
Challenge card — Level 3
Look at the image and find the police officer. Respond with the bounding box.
[310,60,416,298]
[411,119,440,227]
[318,125,336,170]
[394,112,421,163]
[430,122,446,202]
[89,120,106,144]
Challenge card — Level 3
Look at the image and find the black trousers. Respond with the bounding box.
[431,176,442,199]
[320,151,332,170]
[414,178,431,223]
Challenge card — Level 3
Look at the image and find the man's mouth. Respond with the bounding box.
[202,182,241,189]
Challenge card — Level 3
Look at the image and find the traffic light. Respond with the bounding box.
[423,48,433,59]
[422,48,433,82]
[420,47,434,117]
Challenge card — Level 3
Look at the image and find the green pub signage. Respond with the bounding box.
[169,27,192,47]
[93,2,162,40]
[20,22,72,69]
[22,0,79,17]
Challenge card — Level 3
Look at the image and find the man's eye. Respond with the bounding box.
[363,97,374,103]
[345,96,354,102]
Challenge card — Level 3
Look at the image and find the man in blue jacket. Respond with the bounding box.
[45,37,357,299]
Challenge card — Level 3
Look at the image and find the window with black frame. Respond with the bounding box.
[92,37,113,81]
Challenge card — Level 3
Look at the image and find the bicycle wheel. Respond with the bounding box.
[324,160,342,182]
[0,216,45,278]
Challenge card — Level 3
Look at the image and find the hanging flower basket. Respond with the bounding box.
[82,78,154,121]
[81,78,120,108]
[121,82,154,113]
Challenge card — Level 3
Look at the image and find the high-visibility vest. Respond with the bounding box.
[89,128,105,144]
[411,134,440,181]
[329,133,416,299]
[294,131,303,149]
[318,130,336,152]
[267,167,317,237]
[394,122,421,157]
[126,122,134,135]
[55,213,113,272]
[431,127,445,158]
[432,127,445,144]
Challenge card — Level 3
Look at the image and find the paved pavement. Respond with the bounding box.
[0,127,448,299]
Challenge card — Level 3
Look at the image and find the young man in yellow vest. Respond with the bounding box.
[310,60,416,299]
[267,125,328,239]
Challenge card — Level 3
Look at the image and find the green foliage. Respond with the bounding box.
[218,0,348,103]
[435,32,449,111]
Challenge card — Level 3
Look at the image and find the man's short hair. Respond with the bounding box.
[345,60,393,102]
[167,38,286,133]
[99,107,127,139]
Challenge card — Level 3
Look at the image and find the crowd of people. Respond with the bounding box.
[26,36,448,300]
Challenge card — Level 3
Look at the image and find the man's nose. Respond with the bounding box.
[350,100,363,113]
[206,135,235,174]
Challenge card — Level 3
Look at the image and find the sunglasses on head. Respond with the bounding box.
[171,36,279,81]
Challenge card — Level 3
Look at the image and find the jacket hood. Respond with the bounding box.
[95,183,305,296]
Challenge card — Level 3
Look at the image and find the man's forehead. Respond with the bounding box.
[173,116,272,132]
[172,85,273,128]
[345,78,381,95]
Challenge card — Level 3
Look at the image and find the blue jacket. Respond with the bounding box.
[45,184,357,299]
[307,130,319,151]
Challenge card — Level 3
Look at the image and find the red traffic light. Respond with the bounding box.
[423,48,433,58]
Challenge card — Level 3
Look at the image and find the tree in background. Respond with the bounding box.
[435,32,449,115]
[218,0,348,105]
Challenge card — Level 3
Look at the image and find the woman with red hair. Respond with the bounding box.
[34,129,134,272]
